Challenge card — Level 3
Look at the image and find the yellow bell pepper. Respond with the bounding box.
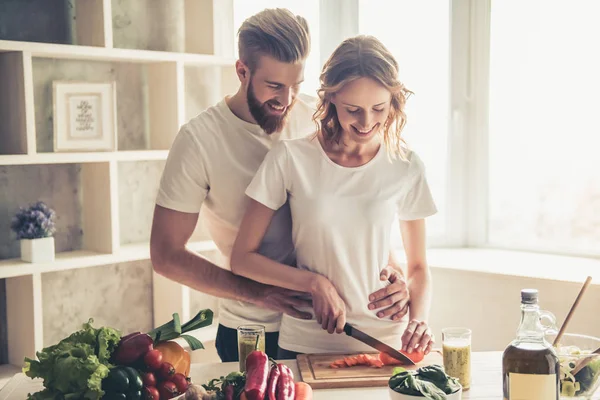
[154,341,191,377]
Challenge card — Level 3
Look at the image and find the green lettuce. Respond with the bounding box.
[23,319,121,400]
[389,364,461,400]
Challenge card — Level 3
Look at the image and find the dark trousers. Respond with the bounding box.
[215,324,279,362]
[277,346,302,360]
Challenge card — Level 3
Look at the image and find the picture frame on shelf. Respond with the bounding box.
[52,81,117,152]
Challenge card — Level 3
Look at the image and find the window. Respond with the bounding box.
[232,0,321,96]
[358,0,450,241]
[488,0,600,256]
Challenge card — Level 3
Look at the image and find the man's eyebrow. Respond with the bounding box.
[342,101,387,107]
[265,79,305,86]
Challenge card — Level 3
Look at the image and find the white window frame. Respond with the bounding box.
[446,0,491,249]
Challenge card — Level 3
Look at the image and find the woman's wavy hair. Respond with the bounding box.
[314,35,413,158]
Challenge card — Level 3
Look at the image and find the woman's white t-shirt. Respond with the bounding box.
[245,135,437,353]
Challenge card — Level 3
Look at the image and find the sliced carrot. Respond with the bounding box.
[329,354,386,368]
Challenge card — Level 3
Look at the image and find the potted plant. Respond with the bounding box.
[11,201,57,263]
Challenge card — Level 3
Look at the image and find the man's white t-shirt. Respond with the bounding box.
[246,136,437,353]
[156,96,316,332]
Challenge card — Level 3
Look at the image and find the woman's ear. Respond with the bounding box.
[329,94,337,107]
[235,60,250,84]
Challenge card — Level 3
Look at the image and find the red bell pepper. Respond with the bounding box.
[244,351,269,400]
[275,364,295,400]
[266,364,281,400]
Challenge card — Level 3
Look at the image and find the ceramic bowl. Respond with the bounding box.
[388,386,462,399]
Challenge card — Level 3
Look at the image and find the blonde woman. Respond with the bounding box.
[231,35,437,358]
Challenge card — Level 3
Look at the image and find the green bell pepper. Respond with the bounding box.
[102,366,143,400]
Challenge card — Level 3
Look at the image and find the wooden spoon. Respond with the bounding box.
[553,276,593,347]
[571,346,600,376]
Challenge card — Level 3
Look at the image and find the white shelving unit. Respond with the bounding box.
[0,0,235,374]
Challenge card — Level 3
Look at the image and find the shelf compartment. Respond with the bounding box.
[31,57,184,152]
[0,162,116,262]
[0,0,73,45]
[31,58,147,152]
[111,0,234,57]
[40,260,153,348]
[117,159,214,247]
[0,0,112,48]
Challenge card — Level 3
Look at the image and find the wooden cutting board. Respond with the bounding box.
[296,351,444,389]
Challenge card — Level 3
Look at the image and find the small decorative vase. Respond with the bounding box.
[20,237,55,263]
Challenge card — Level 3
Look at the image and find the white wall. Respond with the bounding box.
[429,267,600,352]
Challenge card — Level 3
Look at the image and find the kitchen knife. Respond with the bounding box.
[343,323,416,366]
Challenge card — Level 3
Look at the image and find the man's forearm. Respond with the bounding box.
[153,247,267,305]
[407,265,432,321]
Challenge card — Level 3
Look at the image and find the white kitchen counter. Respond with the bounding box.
[2,352,598,399]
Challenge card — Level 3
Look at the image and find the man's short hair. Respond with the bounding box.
[238,8,311,70]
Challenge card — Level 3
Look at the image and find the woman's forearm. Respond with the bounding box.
[231,251,320,293]
[407,264,432,321]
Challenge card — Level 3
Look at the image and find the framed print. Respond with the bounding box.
[53,81,117,152]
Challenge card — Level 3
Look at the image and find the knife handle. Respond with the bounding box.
[343,323,353,336]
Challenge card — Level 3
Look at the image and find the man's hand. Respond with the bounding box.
[368,265,410,321]
[255,286,313,320]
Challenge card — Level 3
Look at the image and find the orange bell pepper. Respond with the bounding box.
[154,341,191,377]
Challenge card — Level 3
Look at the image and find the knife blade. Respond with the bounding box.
[343,323,416,366]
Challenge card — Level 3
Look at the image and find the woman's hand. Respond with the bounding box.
[310,275,347,334]
[401,319,434,355]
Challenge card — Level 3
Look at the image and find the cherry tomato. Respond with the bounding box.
[169,373,189,394]
[143,385,159,400]
[141,372,156,387]
[143,349,163,371]
[157,380,179,399]
[157,362,176,381]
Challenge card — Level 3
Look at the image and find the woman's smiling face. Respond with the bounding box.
[332,77,392,145]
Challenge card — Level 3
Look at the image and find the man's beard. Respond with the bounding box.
[247,80,295,134]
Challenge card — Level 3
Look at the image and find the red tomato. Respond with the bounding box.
[157,381,179,399]
[169,373,189,394]
[379,349,425,365]
[157,362,176,381]
[142,372,156,387]
[143,386,159,400]
[143,349,163,371]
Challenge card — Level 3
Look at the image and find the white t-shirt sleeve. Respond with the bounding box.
[396,152,438,220]
[245,141,290,210]
[156,127,209,213]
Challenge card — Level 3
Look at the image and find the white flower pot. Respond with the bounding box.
[20,237,55,263]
